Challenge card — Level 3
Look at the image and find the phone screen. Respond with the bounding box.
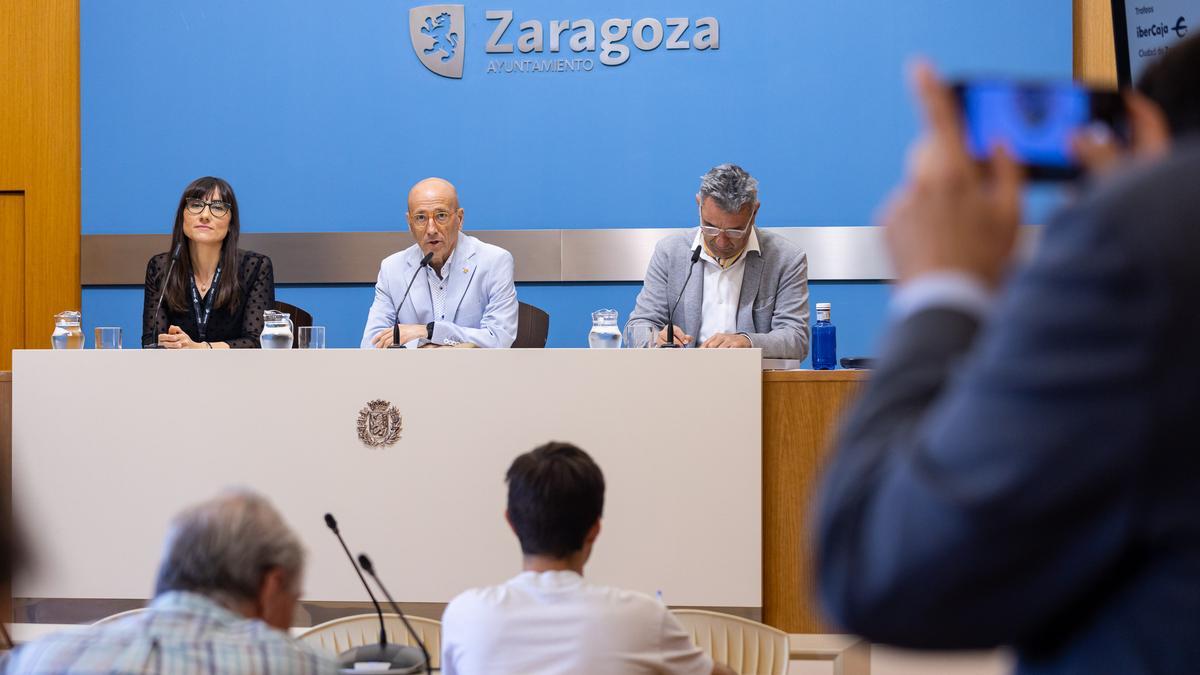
[954,80,1125,180]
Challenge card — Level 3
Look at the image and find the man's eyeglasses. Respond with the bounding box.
[698,206,754,239]
[411,211,455,227]
[185,199,231,218]
[699,224,751,238]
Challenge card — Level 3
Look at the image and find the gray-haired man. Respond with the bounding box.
[626,164,810,359]
[4,490,338,674]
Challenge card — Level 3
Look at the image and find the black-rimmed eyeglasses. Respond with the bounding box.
[185,199,231,218]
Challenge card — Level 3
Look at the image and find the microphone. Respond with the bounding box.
[144,242,183,348]
[389,251,435,349]
[324,514,420,672]
[662,245,702,348]
[359,553,432,675]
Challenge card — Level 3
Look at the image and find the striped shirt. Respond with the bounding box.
[2,591,339,674]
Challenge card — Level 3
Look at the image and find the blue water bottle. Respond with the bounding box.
[812,302,836,370]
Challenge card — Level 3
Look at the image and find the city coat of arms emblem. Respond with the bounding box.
[409,4,465,79]
[357,399,403,447]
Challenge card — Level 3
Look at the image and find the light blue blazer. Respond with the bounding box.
[360,232,518,348]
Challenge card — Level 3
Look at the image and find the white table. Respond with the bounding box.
[11,349,761,609]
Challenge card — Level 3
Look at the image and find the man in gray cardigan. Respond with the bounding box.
[626,164,810,359]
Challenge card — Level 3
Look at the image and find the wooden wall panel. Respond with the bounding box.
[0,196,25,371]
[0,0,80,364]
[1075,0,1119,85]
[0,0,77,625]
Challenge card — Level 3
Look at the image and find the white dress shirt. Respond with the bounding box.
[426,247,456,323]
[694,229,761,345]
[441,570,713,675]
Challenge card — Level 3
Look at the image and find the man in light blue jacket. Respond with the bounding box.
[361,177,518,348]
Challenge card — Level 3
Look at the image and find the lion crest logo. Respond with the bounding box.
[409,5,465,79]
[422,13,459,62]
[357,399,403,448]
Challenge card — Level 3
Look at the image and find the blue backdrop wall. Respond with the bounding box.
[80,0,1072,359]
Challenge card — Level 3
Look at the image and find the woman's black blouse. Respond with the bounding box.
[141,250,275,349]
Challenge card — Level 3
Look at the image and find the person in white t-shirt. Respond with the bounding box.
[440,442,736,675]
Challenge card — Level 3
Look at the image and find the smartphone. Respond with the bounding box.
[952,79,1127,181]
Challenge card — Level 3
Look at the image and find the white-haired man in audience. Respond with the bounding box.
[3,490,338,674]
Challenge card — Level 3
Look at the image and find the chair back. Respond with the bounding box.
[297,613,441,668]
[92,607,147,625]
[272,300,313,349]
[512,301,549,348]
[673,609,790,675]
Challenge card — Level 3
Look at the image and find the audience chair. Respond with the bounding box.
[91,607,147,625]
[297,613,441,668]
[673,609,790,675]
[512,301,549,348]
[272,300,313,349]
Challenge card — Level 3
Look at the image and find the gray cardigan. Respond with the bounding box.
[626,227,810,359]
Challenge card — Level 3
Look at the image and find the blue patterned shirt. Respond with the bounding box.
[3,591,339,674]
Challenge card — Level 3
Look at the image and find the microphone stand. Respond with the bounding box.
[389,252,435,349]
[662,245,702,348]
[359,554,432,675]
[324,514,423,673]
[143,241,183,349]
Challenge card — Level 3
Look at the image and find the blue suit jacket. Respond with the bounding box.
[360,233,518,348]
[817,143,1200,673]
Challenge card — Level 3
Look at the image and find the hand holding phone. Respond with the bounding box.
[952,79,1127,181]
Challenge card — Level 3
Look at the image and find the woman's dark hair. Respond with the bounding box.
[506,442,605,559]
[163,176,243,313]
[1136,33,1200,139]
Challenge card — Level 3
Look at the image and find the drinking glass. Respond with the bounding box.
[94,327,122,350]
[298,326,326,349]
[622,323,657,348]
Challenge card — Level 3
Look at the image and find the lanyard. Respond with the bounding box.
[189,265,222,340]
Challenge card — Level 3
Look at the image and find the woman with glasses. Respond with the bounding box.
[141,176,276,349]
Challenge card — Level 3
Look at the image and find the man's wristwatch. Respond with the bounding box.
[426,322,435,339]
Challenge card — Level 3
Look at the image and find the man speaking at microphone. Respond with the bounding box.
[625,164,810,359]
[361,177,518,348]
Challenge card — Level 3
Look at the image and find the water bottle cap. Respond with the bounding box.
[816,303,831,310]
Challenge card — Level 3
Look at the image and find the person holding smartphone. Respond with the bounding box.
[815,50,1200,674]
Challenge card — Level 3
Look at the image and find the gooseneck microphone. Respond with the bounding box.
[324,514,420,672]
[144,241,184,348]
[662,245,703,348]
[389,251,436,349]
[359,553,432,675]
[323,514,387,649]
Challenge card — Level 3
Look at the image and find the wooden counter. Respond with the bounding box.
[762,369,866,633]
